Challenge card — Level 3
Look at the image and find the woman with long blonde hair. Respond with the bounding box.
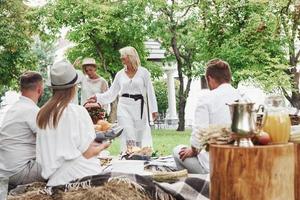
[36,60,109,186]
[87,46,158,152]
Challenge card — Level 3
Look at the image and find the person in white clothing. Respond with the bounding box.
[80,58,109,106]
[36,60,110,186]
[88,46,158,152]
[0,71,45,189]
[173,59,241,174]
[72,58,109,108]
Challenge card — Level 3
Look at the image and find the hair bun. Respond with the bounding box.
[216,61,228,69]
[206,59,228,69]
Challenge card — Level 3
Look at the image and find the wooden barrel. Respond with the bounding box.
[295,143,300,200]
[209,143,295,200]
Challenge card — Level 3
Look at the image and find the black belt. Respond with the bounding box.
[121,93,144,119]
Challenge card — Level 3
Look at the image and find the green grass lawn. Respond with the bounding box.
[107,129,191,156]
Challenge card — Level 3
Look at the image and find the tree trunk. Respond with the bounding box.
[280,7,300,110]
[168,5,194,131]
[177,95,186,131]
[108,97,118,123]
[290,92,300,110]
[284,56,300,109]
[290,67,300,109]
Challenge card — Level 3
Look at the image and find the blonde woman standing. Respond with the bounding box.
[36,60,110,186]
[88,46,158,152]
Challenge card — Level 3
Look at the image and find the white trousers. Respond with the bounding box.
[117,97,153,152]
[172,145,209,174]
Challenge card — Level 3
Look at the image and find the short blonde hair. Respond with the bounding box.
[119,46,141,70]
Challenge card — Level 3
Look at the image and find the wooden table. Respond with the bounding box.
[209,143,295,200]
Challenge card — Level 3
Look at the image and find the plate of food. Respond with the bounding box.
[121,146,153,161]
[94,122,123,143]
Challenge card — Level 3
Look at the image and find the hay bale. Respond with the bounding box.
[63,181,151,200]
[8,181,152,200]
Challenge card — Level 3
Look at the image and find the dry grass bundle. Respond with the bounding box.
[8,181,152,200]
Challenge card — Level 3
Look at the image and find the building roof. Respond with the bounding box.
[144,39,166,60]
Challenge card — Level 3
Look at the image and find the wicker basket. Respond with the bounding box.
[152,169,188,183]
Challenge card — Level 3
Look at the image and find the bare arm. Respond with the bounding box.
[82,141,110,159]
[73,57,82,69]
[144,70,158,120]
[100,79,109,111]
[101,79,109,93]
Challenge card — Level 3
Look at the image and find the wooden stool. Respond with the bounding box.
[294,143,300,200]
[209,143,295,200]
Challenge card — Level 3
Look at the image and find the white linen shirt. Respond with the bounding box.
[77,70,108,105]
[190,83,241,171]
[36,104,102,186]
[0,96,39,178]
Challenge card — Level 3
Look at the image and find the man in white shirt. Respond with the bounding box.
[0,71,45,189]
[173,59,240,173]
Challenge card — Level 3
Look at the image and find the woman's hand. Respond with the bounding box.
[86,95,97,103]
[73,57,82,69]
[83,141,111,159]
[84,102,101,108]
[152,112,159,121]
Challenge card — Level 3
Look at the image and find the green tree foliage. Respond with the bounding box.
[148,0,298,130]
[31,0,163,122]
[195,0,300,108]
[153,80,168,115]
[32,39,55,107]
[274,0,300,109]
[196,0,290,90]
[0,0,37,94]
[153,79,180,118]
[32,0,162,82]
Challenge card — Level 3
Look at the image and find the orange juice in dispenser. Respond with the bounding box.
[263,95,291,143]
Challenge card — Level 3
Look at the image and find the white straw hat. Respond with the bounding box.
[47,59,80,89]
[82,58,97,67]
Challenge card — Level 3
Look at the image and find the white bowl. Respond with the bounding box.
[111,160,145,174]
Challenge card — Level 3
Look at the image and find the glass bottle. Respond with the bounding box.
[262,95,291,144]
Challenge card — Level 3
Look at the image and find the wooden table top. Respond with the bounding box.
[210,143,294,149]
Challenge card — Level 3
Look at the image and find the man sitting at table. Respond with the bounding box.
[173,59,241,174]
[0,71,45,189]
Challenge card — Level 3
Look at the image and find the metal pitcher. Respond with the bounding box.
[228,102,256,135]
[227,102,263,147]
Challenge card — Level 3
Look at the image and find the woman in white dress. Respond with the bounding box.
[88,46,158,152]
[36,60,110,186]
[73,58,109,108]
[80,58,108,106]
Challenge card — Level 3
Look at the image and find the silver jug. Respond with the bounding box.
[227,102,263,147]
[229,102,256,135]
